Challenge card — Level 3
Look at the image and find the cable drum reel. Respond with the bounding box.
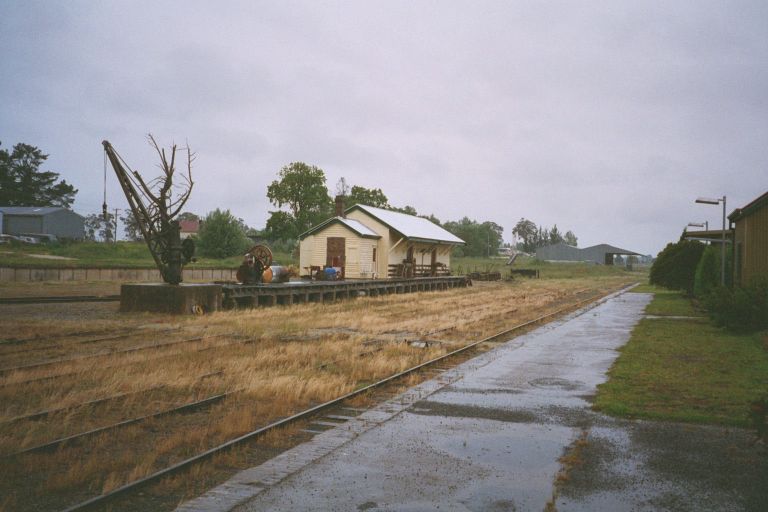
[248,245,273,270]
[236,244,274,285]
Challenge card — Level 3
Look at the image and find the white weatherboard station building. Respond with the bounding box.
[299,203,465,279]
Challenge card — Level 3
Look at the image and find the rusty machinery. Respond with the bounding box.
[102,138,195,285]
[237,245,273,284]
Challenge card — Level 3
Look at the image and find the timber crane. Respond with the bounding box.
[102,139,195,285]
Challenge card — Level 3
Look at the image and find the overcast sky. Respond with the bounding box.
[1,1,766,255]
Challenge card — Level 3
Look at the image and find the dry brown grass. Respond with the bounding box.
[0,275,634,511]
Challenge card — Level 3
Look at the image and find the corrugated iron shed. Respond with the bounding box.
[536,242,641,264]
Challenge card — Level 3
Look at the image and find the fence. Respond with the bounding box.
[0,267,238,283]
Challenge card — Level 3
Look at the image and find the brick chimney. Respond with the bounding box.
[335,195,345,218]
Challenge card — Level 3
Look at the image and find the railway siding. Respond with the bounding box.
[177,286,633,511]
[0,275,640,511]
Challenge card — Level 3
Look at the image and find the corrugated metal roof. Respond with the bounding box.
[581,243,641,256]
[338,217,380,237]
[536,242,641,263]
[728,190,768,221]
[349,204,465,245]
[0,206,67,216]
[299,216,381,239]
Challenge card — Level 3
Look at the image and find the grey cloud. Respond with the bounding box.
[1,0,766,254]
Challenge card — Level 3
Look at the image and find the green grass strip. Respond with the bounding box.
[595,298,768,426]
[0,241,298,268]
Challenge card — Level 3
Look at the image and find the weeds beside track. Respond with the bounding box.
[0,275,641,512]
[61,284,633,512]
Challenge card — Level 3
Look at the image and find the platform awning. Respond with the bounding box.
[681,229,733,243]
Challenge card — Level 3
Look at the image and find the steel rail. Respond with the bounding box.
[1,371,223,426]
[0,327,181,357]
[0,334,227,376]
[7,391,232,458]
[0,338,243,389]
[1,327,152,346]
[61,283,636,512]
[0,386,164,426]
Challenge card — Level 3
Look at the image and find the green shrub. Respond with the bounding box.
[650,240,705,295]
[267,238,297,255]
[693,246,720,298]
[750,396,768,444]
[196,209,251,259]
[705,277,768,333]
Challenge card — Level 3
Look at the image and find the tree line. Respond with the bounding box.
[0,142,77,207]
[2,141,577,259]
[512,218,578,253]
[260,162,508,258]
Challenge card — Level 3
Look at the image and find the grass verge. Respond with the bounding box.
[641,287,701,317]
[0,241,296,268]
[595,290,768,427]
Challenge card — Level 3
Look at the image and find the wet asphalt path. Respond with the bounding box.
[179,290,767,512]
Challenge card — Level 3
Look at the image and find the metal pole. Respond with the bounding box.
[721,196,726,286]
[113,208,121,243]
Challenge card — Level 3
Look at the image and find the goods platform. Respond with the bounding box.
[220,276,471,308]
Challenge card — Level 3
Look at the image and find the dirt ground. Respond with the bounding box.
[0,280,121,298]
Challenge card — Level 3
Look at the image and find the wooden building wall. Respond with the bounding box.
[299,223,378,279]
[345,210,391,278]
[733,203,768,286]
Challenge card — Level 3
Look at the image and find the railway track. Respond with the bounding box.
[58,283,635,512]
[8,391,231,458]
[0,345,231,389]
[0,385,164,426]
[0,327,181,356]
[0,334,229,376]
[0,334,252,387]
[1,371,223,426]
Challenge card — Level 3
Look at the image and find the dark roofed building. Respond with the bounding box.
[729,190,768,286]
[0,206,84,240]
[536,242,640,265]
[179,219,200,239]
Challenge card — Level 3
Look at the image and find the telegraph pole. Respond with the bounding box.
[113,208,121,243]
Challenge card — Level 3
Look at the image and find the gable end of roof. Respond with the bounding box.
[346,204,465,245]
[299,217,381,240]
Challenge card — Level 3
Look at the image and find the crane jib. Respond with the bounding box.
[102,139,195,285]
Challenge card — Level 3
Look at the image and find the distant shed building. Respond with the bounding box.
[535,242,581,262]
[179,219,200,239]
[299,199,465,279]
[536,242,641,265]
[729,190,768,286]
[0,206,84,240]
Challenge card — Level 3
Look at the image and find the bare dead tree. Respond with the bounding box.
[103,135,196,284]
[135,134,195,224]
